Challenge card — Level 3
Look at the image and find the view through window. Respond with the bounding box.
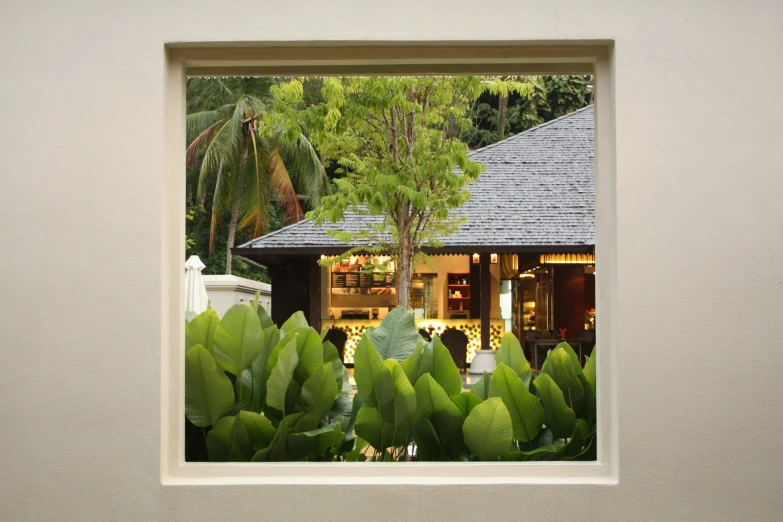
[183,74,597,464]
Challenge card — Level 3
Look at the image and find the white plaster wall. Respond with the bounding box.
[2,1,783,521]
[202,275,272,318]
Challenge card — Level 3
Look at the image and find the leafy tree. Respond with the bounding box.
[186,80,329,274]
[466,75,591,148]
[286,76,534,309]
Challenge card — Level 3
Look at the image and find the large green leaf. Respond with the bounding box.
[462,397,513,461]
[354,405,408,451]
[413,418,444,461]
[253,300,275,331]
[185,309,219,353]
[353,333,385,403]
[206,415,253,462]
[400,337,461,395]
[495,332,533,388]
[401,339,426,383]
[533,373,576,439]
[470,371,491,400]
[267,326,323,381]
[297,363,338,425]
[238,324,279,411]
[185,345,234,427]
[541,347,585,415]
[450,392,483,419]
[212,303,264,376]
[237,411,277,451]
[287,423,345,460]
[414,374,464,450]
[266,336,299,414]
[378,359,417,425]
[427,336,463,397]
[561,419,594,460]
[489,363,544,442]
[369,306,421,361]
[280,311,308,338]
[583,346,597,396]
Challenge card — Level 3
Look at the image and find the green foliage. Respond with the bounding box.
[282,76,535,308]
[184,303,351,462]
[185,77,329,276]
[184,305,596,462]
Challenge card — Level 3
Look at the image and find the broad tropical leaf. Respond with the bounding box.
[237,411,277,451]
[368,306,421,361]
[353,333,385,403]
[297,363,338,425]
[462,397,513,461]
[470,371,491,400]
[287,423,345,460]
[213,304,264,376]
[185,345,234,427]
[378,359,417,425]
[413,374,464,449]
[266,336,299,414]
[280,311,309,338]
[495,332,533,388]
[239,324,279,411]
[583,346,597,395]
[533,373,576,439]
[489,363,544,442]
[427,336,463,397]
[206,415,253,462]
[185,309,219,353]
[541,347,585,415]
[450,392,483,419]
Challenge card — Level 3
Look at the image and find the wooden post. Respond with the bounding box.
[480,253,490,351]
[309,256,321,331]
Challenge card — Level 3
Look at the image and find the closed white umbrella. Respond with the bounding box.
[184,255,209,314]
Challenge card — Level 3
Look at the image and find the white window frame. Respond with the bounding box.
[161,42,617,485]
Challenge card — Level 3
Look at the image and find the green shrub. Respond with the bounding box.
[185,303,596,462]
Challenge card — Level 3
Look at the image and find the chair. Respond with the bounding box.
[523,330,538,363]
[418,328,432,342]
[439,328,469,372]
[575,329,596,365]
[322,328,348,362]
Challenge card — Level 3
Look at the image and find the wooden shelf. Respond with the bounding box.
[447,284,471,287]
[448,297,470,300]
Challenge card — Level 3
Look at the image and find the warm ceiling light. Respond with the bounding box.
[539,253,596,264]
[472,253,480,264]
[490,253,498,264]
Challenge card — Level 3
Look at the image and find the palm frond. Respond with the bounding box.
[235,131,270,237]
[279,133,331,208]
[208,160,232,255]
[267,146,304,224]
[186,119,225,168]
[197,119,241,204]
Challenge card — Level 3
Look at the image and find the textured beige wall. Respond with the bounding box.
[2,1,783,521]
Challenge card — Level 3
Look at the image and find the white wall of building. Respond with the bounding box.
[202,275,271,319]
[2,1,783,520]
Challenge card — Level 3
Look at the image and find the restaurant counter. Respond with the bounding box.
[322,318,505,363]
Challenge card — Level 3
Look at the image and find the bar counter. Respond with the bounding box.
[322,318,505,363]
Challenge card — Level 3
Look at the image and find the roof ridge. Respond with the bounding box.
[468,104,594,156]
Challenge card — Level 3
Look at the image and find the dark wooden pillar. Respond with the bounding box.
[480,253,491,351]
[308,256,321,331]
[270,261,310,327]
[469,260,481,319]
[553,265,586,337]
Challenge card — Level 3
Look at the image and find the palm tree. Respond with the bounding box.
[186,85,328,274]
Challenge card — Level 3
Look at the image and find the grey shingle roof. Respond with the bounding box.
[237,105,594,254]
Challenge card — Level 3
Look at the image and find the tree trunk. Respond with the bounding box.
[498,93,509,140]
[396,225,414,310]
[225,198,240,275]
